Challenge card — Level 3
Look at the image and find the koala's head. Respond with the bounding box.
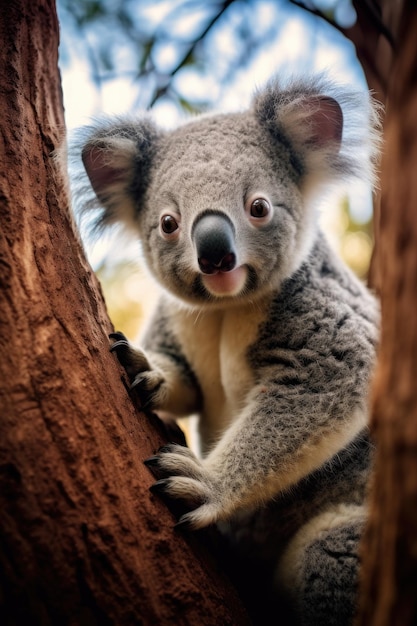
[78,77,380,309]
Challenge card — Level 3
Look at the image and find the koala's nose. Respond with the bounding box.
[192,211,236,275]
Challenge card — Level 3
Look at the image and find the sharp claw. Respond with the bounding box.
[110,340,129,352]
[149,479,169,494]
[139,399,153,412]
[129,374,146,391]
[174,516,192,531]
[109,331,127,341]
[144,455,160,467]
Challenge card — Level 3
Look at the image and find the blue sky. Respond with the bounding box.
[58,0,365,130]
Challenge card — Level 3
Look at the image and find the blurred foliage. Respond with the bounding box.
[321,197,374,280]
[339,202,373,280]
[58,0,356,113]
[95,259,159,338]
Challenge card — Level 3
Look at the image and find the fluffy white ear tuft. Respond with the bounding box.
[254,76,382,197]
[82,139,137,201]
[71,117,160,232]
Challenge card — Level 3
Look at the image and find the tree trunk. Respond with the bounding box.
[345,1,399,291]
[0,1,250,624]
[356,2,417,625]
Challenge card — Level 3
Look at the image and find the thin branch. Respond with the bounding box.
[289,0,395,49]
[149,0,235,107]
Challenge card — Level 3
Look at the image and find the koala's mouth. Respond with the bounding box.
[201,265,247,297]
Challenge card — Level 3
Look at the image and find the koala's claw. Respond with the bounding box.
[109,332,139,369]
[129,373,146,391]
[143,455,160,467]
[144,444,222,529]
[174,516,193,531]
[130,372,161,391]
[110,339,128,351]
[130,371,165,408]
[109,332,132,357]
[149,479,171,494]
[109,333,167,409]
[109,331,128,342]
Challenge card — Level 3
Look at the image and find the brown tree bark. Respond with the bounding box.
[344,1,395,292]
[0,1,250,624]
[347,0,395,106]
[356,2,417,625]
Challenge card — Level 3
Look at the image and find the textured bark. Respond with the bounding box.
[0,1,250,624]
[344,1,395,291]
[347,0,398,106]
[356,2,417,625]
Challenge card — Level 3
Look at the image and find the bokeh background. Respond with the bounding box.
[58,0,375,340]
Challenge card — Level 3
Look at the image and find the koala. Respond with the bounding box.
[75,76,380,625]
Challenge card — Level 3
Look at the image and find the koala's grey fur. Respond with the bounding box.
[73,76,381,625]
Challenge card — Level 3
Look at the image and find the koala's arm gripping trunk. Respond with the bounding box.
[146,246,378,528]
[146,378,369,529]
[203,387,368,516]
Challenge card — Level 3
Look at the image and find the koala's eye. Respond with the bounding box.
[161,214,179,235]
[250,198,270,218]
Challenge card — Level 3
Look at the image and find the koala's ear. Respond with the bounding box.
[82,137,137,201]
[77,119,159,230]
[254,77,381,191]
[299,96,343,147]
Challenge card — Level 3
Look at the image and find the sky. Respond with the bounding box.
[59,0,365,131]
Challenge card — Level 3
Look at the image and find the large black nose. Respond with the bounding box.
[192,211,236,275]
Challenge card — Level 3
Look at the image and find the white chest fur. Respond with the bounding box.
[173,300,269,450]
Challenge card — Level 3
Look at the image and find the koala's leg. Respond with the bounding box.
[276,504,365,626]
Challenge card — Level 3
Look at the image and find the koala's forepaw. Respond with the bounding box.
[129,370,166,409]
[110,332,166,409]
[144,444,221,529]
[110,332,149,372]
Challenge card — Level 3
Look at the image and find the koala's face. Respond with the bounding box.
[81,78,365,308]
[136,114,313,308]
